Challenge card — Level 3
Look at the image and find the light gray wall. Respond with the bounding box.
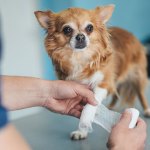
[0,0,43,77]
[0,0,43,119]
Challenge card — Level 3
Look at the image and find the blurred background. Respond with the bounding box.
[0,0,150,149]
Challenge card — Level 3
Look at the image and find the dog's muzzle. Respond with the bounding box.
[75,34,87,49]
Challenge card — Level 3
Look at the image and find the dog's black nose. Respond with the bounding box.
[75,34,86,49]
[76,34,85,42]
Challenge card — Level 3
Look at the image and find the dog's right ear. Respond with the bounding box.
[34,11,55,29]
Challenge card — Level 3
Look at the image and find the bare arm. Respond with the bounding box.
[0,75,97,150]
[2,76,45,110]
[2,76,97,117]
[0,125,31,150]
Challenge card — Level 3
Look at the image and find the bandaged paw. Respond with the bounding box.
[79,103,140,133]
[78,87,108,132]
[79,104,97,132]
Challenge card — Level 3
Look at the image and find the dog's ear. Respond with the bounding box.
[34,10,55,29]
[95,4,115,24]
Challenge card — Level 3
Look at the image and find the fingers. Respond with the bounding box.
[74,84,98,106]
[74,105,84,112]
[135,118,147,132]
[80,100,87,106]
[68,98,84,118]
[69,109,81,118]
[118,109,132,128]
[62,80,97,106]
[135,118,147,145]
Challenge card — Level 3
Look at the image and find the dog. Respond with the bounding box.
[35,5,150,140]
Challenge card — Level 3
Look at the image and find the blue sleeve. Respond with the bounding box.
[0,104,8,128]
[0,17,8,129]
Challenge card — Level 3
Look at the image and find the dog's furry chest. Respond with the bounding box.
[66,67,104,89]
[66,63,83,81]
[65,53,89,80]
[64,53,105,88]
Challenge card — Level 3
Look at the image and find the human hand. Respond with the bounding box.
[42,80,97,118]
[107,110,147,150]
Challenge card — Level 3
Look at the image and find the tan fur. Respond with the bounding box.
[109,27,148,109]
[35,6,149,115]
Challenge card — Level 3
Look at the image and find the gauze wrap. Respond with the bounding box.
[93,104,121,132]
[79,103,139,133]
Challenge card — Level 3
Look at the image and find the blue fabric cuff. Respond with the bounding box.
[0,105,8,128]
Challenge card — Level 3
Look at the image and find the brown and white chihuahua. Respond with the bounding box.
[35,5,150,140]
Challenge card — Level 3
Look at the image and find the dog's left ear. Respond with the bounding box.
[96,4,115,24]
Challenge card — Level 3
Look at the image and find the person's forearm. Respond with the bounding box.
[1,76,51,110]
[0,124,31,150]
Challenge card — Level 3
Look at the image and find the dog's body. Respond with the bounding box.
[35,5,150,140]
[108,27,148,110]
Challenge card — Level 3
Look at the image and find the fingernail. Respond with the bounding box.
[120,109,131,120]
[121,109,131,118]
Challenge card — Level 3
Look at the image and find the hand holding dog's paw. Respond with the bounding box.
[70,130,88,140]
[42,80,97,118]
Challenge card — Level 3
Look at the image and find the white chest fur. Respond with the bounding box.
[82,71,104,89]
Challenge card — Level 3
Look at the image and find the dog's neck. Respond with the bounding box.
[65,46,112,81]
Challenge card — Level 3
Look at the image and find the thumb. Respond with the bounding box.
[118,109,132,128]
[74,84,98,106]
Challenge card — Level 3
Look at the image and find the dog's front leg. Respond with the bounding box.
[70,87,107,140]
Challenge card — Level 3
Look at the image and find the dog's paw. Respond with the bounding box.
[70,130,88,140]
[144,108,150,117]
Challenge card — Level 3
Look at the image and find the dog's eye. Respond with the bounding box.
[63,26,73,35]
[85,24,93,33]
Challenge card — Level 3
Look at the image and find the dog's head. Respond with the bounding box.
[35,5,114,78]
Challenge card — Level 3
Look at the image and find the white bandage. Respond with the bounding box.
[94,105,140,132]
[79,104,97,132]
[79,103,139,133]
[94,104,121,132]
[79,88,107,132]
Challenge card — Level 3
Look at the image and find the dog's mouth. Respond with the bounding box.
[75,42,87,49]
